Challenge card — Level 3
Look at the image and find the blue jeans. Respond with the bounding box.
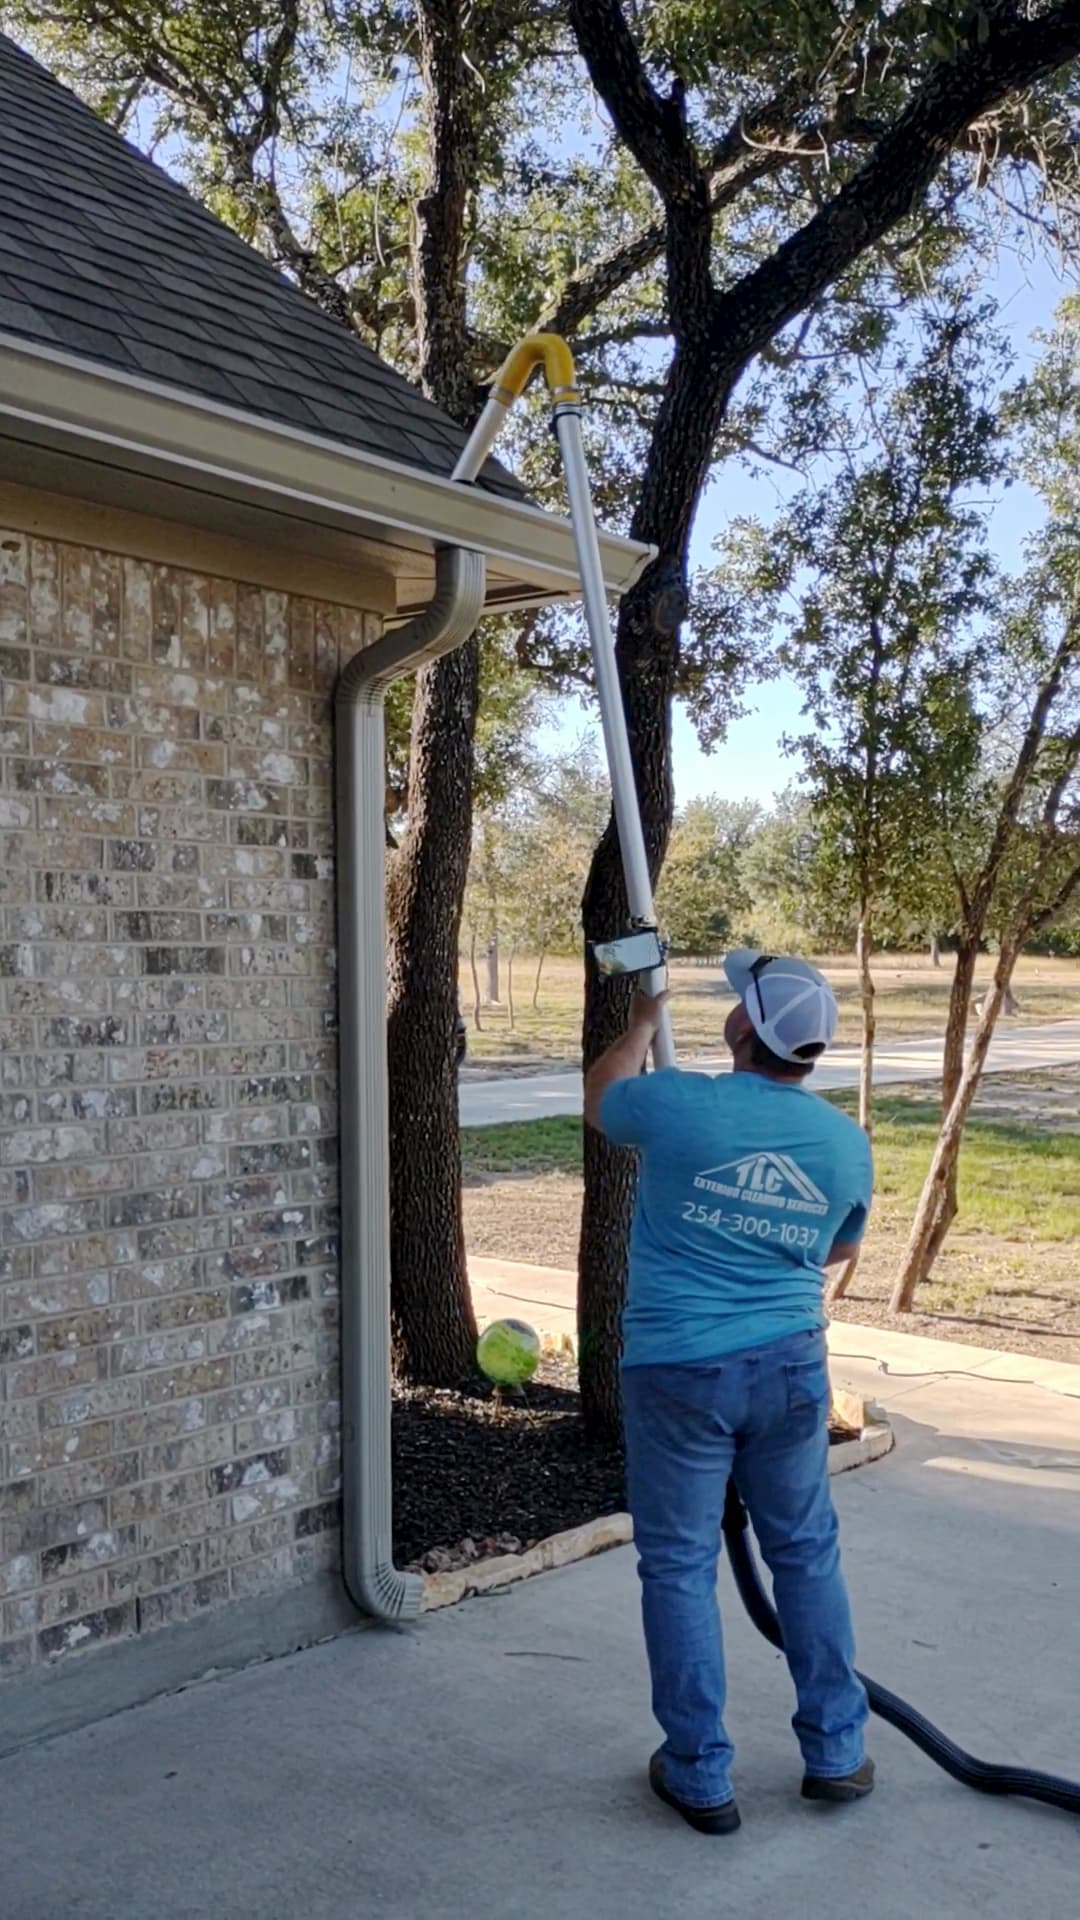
[622,1327,868,1808]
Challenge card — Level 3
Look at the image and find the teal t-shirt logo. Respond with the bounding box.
[600,1069,873,1367]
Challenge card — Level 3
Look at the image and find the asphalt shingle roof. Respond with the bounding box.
[0,33,520,497]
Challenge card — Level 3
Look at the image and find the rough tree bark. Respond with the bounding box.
[904,933,981,1275]
[486,934,501,1006]
[568,0,1080,1440]
[855,910,876,1136]
[385,0,490,1382]
[469,927,483,1030]
[578,349,731,1439]
[387,648,481,1380]
[890,936,1021,1312]
[828,905,874,1304]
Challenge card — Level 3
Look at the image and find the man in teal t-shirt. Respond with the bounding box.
[585,950,874,1834]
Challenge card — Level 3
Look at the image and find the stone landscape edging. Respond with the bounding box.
[420,1416,893,1612]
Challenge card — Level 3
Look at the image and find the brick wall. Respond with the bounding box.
[0,522,376,1679]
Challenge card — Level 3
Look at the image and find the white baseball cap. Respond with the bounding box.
[723,948,838,1064]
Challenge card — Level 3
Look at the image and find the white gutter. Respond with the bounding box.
[0,334,653,604]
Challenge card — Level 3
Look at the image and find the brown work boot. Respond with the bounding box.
[802,1757,876,1803]
[649,1753,741,1835]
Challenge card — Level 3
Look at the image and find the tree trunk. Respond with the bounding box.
[942,937,978,1110]
[929,934,941,967]
[532,950,546,1011]
[578,662,678,1443]
[903,934,979,1284]
[827,906,873,1305]
[381,0,490,1384]
[890,939,1021,1311]
[469,927,482,1030]
[577,338,737,1444]
[979,984,1021,1016]
[386,645,480,1383]
[507,944,516,1030]
[855,909,875,1135]
[486,933,500,1006]
[577,562,693,1441]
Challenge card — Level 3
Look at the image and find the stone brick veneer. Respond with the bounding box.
[0,523,375,1678]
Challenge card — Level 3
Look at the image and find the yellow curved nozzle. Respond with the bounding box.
[491,333,578,405]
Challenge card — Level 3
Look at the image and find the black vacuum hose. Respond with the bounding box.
[721,1480,1080,1817]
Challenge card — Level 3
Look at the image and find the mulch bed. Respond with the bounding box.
[392,1359,625,1572]
[392,1358,854,1573]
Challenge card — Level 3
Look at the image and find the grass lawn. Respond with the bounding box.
[464,1097,1080,1238]
[459,951,1080,1066]
[462,1072,1080,1359]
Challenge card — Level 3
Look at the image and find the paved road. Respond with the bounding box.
[460,1017,1080,1127]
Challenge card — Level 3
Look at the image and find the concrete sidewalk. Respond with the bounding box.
[4,1327,1078,1919]
[472,1250,1080,1405]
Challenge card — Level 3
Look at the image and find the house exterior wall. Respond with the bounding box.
[0,498,380,1681]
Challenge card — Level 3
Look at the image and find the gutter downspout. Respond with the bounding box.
[336,546,486,1624]
[337,335,614,1624]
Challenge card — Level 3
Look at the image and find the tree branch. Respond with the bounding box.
[540,218,668,336]
[573,320,673,354]
[565,0,712,333]
[971,630,1075,926]
[705,4,1080,374]
[1028,850,1080,930]
[244,1,300,152]
[848,107,1080,186]
[564,0,700,206]
[412,0,483,420]
[537,108,832,339]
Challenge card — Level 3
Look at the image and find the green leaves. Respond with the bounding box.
[385,620,551,822]
[466,739,611,960]
[730,296,1008,941]
[655,796,761,952]
[1006,298,1080,526]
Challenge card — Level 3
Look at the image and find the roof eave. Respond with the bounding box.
[0,335,655,605]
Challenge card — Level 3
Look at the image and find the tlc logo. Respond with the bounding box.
[734,1156,784,1193]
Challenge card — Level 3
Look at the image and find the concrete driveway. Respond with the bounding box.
[460,1017,1080,1126]
[4,1334,1078,1919]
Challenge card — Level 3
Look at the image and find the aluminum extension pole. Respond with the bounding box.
[455,332,675,1069]
[554,405,676,1070]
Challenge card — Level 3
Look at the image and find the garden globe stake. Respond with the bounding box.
[447,334,1080,1820]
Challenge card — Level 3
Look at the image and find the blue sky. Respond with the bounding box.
[538,247,1071,811]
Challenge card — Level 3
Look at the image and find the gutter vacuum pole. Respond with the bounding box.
[462,334,676,1069]
[552,398,676,1071]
